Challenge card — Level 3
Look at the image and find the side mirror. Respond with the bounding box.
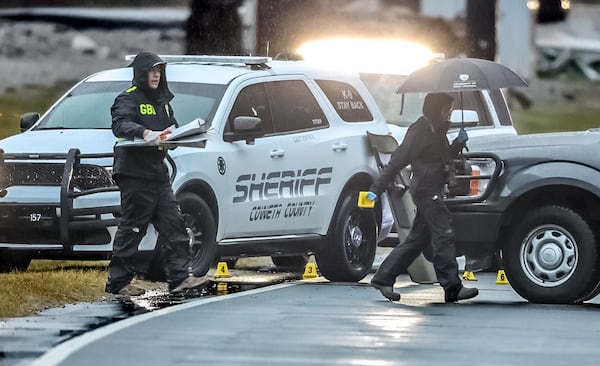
[223,116,264,144]
[450,110,479,128]
[20,112,40,132]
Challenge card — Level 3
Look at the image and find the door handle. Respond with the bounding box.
[270,149,285,158]
[332,142,348,152]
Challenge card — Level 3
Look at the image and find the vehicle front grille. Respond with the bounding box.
[1,163,115,190]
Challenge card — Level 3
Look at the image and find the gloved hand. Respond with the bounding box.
[366,191,378,202]
[143,130,163,143]
[457,127,469,144]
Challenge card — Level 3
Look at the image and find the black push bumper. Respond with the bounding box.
[0,148,121,251]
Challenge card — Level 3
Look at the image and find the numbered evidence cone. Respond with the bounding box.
[496,269,509,285]
[357,191,375,208]
[303,263,318,279]
[462,271,477,281]
[216,261,230,278]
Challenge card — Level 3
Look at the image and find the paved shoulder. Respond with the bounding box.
[31,276,600,366]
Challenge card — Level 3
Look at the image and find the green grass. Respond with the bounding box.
[0,82,72,139]
[0,260,108,318]
[512,104,600,135]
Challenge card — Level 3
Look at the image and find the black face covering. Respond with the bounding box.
[422,92,453,133]
[129,52,173,103]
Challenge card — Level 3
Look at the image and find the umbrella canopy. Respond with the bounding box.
[395,57,528,94]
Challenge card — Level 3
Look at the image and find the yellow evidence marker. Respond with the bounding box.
[303,263,318,279]
[357,191,375,208]
[216,261,231,278]
[496,270,509,285]
[462,271,477,281]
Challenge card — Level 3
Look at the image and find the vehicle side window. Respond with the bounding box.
[316,80,374,123]
[488,89,512,126]
[226,83,273,135]
[267,80,328,133]
[449,91,491,127]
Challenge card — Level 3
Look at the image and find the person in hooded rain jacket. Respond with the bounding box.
[105,52,209,296]
[366,92,479,303]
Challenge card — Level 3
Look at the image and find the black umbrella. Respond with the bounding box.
[395,57,528,94]
[395,57,528,130]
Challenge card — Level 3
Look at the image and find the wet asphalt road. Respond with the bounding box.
[11,271,600,366]
[0,262,301,366]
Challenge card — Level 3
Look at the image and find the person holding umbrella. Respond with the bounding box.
[366,92,478,303]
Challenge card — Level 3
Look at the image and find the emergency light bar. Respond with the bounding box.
[124,55,272,68]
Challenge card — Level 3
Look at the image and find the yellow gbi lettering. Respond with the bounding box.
[139,104,156,115]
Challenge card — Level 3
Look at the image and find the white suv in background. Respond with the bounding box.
[0,56,391,282]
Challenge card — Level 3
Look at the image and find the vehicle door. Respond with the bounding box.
[221,77,337,238]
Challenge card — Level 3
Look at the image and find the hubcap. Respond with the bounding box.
[520,224,577,287]
[344,212,366,265]
[349,225,363,248]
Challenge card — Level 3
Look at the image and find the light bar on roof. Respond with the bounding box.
[124,54,272,65]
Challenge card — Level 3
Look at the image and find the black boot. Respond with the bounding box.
[370,278,401,301]
[445,286,478,303]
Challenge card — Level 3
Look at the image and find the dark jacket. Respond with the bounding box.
[370,116,464,197]
[111,52,176,181]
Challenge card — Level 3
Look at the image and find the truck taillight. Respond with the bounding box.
[469,167,481,196]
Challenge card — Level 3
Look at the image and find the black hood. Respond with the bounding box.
[129,52,174,103]
[422,92,453,133]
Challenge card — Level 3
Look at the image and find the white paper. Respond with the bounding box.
[116,118,210,147]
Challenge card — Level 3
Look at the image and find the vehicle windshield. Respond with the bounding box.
[34,81,226,130]
[360,73,486,128]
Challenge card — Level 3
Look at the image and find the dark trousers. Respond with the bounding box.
[105,176,191,293]
[373,193,462,298]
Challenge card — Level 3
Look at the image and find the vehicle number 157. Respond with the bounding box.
[30,213,42,222]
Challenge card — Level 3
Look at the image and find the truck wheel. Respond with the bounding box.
[179,193,217,277]
[315,191,377,282]
[271,255,309,270]
[505,206,597,304]
[577,275,600,302]
[0,253,31,273]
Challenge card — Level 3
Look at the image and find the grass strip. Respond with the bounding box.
[0,261,108,318]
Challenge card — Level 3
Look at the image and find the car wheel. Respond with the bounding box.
[271,255,309,270]
[315,190,377,282]
[505,206,597,304]
[0,253,31,273]
[577,275,600,302]
[179,193,218,277]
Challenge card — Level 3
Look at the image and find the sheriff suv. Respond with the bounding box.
[0,55,391,282]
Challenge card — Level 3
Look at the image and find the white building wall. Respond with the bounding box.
[497,0,535,79]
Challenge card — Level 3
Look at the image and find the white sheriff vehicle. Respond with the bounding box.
[0,55,392,282]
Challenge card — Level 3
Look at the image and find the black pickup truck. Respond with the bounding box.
[449,131,600,304]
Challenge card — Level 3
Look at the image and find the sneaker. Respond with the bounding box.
[370,279,401,301]
[445,286,479,303]
[116,284,146,296]
[170,276,211,294]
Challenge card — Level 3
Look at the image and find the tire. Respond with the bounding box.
[576,226,600,302]
[179,193,218,277]
[271,255,309,270]
[578,276,600,302]
[504,206,597,304]
[0,253,32,273]
[315,190,377,282]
